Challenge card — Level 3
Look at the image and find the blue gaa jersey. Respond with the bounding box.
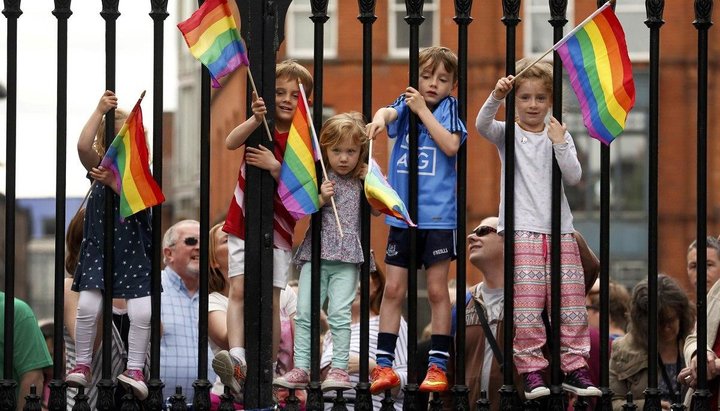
[386,94,468,229]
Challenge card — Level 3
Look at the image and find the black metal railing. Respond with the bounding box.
[1,0,715,410]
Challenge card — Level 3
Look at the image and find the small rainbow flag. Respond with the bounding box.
[364,159,416,227]
[100,94,165,219]
[554,1,635,145]
[278,83,320,220]
[177,0,249,88]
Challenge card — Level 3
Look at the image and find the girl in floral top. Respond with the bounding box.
[274,112,377,392]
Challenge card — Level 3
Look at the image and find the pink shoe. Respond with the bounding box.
[273,368,309,389]
[118,369,149,400]
[321,368,353,391]
[66,364,92,388]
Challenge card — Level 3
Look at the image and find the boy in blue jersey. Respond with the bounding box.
[365,46,467,394]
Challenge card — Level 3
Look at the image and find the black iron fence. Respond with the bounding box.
[1,0,715,410]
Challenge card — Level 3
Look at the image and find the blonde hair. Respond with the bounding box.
[319,112,369,179]
[94,108,129,157]
[276,59,313,98]
[514,58,553,96]
[419,46,459,84]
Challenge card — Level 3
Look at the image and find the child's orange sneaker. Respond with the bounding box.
[419,364,448,392]
[370,366,400,394]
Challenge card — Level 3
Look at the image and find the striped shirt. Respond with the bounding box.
[222,130,296,251]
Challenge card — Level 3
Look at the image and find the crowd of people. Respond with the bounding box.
[3,48,720,411]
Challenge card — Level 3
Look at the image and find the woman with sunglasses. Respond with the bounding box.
[65,91,154,400]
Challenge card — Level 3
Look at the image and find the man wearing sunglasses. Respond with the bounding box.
[443,217,599,409]
[159,219,215,403]
[444,216,521,408]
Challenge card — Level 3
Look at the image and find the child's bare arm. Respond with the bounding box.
[366,107,398,140]
[226,92,266,150]
[78,90,117,171]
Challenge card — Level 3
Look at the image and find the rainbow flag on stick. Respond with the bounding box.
[553,1,635,145]
[100,92,165,219]
[177,0,249,88]
[278,83,321,221]
[364,159,416,227]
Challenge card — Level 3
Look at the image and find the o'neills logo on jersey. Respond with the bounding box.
[386,243,398,257]
[433,248,448,256]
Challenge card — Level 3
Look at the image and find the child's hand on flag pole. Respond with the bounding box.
[250,91,267,124]
[90,166,119,194]
[319,180,335,206]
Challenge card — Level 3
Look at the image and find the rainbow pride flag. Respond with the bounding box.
[177,0,249,88]
[554,1,635,145]
[364,159,416,227]
[278,84,320,220]
[100,95,165,219]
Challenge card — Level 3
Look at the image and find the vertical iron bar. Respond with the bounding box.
[237,0,281,406]
[260,1,281,406]
[194,0,212,404]
[403,1,424,409]
[193,0,213,408]
[308,1,329,409]
[49,2,72,410]
[549,1,567,409]
[643,0,664,409]
[598,6,612,411]
[692,0,713,409]
[356,1,377,408]
[148,0,168,409]
[99,1,119,409]
[239,0,262,406]
[500,0,520,409]
[0,1,21,408]
[599,142,611,411]
[452,1,472,410]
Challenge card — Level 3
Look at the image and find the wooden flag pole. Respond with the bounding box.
[246,68,274,142]
[510,0,613,84]
[299,80,343,237]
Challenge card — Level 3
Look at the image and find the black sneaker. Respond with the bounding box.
[523,371,550,400]
[562,367,602,397]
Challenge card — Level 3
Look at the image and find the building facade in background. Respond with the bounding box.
[170,0,720,299]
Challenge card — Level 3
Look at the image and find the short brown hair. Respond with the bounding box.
[419,46,458,84]
[514,58,553,97]
[319,112,369,179]
[276,59,313,98]
[588,280,631,331]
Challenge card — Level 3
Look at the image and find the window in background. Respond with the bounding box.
[388,0,439,58]
[286,0,338,59]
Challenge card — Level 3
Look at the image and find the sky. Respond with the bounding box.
[0,2,180,198]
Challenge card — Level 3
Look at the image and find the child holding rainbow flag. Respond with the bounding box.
[212,60,314,395]
[66,90,158,400]
[476,59,601,399]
